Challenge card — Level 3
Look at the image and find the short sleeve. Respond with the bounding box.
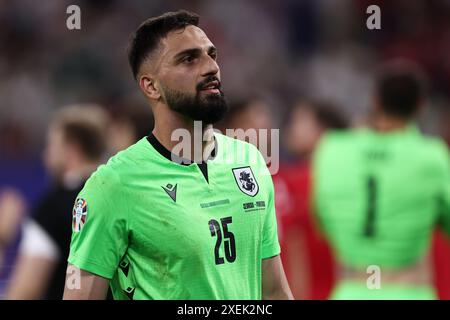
[67,165,129,279]
[437,144,450,236]
[441,186,450,235]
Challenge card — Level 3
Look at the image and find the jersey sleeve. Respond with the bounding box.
[255,148,281,259]
[67,165,130,279]
[437,143,450,236]
[441,183,450,236]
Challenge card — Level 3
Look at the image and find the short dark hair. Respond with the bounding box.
[287,100,349,130]
[311,101,349,130]
[375,61,427,119]
[109,105,155,141]
[127,10,200,79]
[53,105,108,161]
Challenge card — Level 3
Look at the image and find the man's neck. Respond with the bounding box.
[153,117,215,164]
[372,113,411,133]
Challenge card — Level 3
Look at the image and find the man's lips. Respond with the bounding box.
[199,80,220,94]
[201,88,220,94]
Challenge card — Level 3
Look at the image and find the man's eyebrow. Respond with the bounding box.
[173,48,201,61]
[173,46,217,61]
[207,46,217,55]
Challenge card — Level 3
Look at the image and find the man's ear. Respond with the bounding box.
[139,74,161,100]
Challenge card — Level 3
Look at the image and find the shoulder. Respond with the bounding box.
[215,132,265,160]
[315,129,363,159]
[321,128,366,146]
[215,133,273,193]
[215,132,257,150]
[397,125,449,166]
[417,134,449,168]
[83,138,149,192]
[215,133,269,175]
[418,133,448,154]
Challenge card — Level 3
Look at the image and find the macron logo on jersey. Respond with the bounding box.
[162,183,177,202]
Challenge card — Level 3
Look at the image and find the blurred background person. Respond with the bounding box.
[106,104,154,155]
[284,101,349,160]
[216,98,273,146]
[5,105,108,300]
[0,190,26,272]
[218,99,272,133]
[219,98,348,299]
[313,61,450,299]
[274,101,348,299]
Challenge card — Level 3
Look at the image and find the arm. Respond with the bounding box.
[6,255,56,299]
[6,219,59,299]
[281,226,311,300]
[66,167,128,299]
[63,264,110,300]
[262,255,294,300]
[0,189,25,243]
[0,189,26,266]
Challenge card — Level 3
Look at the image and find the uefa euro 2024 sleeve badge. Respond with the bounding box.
[72,198,88,232]
[232,166,259,197]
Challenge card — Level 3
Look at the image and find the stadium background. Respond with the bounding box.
[0,0,449,299]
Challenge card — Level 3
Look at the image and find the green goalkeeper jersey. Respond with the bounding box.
[313,125,450,268]
[68,133,280,300]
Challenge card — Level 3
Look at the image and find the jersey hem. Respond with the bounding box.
[262,245,281,260]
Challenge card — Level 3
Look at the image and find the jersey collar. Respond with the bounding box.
[146,133,217,166]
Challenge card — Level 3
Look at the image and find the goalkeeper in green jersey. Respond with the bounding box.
[313,61,450,299]
[62,10,292,300]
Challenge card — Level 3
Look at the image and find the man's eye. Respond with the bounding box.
[183,56,196,63]
[210,53,217,60]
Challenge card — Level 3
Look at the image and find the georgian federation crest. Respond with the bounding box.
[72,198,88,232]
[232,166,259,197]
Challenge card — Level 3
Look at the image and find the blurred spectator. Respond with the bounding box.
[6,104,108,300]
[218,99,272,132]
[274,100,348,299]
[219,98,347,299]
[285,100,348,160]
[107,104,154,155]
[216,98,278,172]
[0,190,26,271]
[0,1,449,151]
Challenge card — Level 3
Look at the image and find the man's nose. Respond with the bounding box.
[201,55,220,77]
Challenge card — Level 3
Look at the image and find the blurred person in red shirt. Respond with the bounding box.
[218,98,348,299]
[275,100,348,299]
[432,105,450,300]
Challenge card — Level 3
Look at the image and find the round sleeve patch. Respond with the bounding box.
[72,198,88,232]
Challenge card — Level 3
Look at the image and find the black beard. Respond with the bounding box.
[161,83,228,125]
